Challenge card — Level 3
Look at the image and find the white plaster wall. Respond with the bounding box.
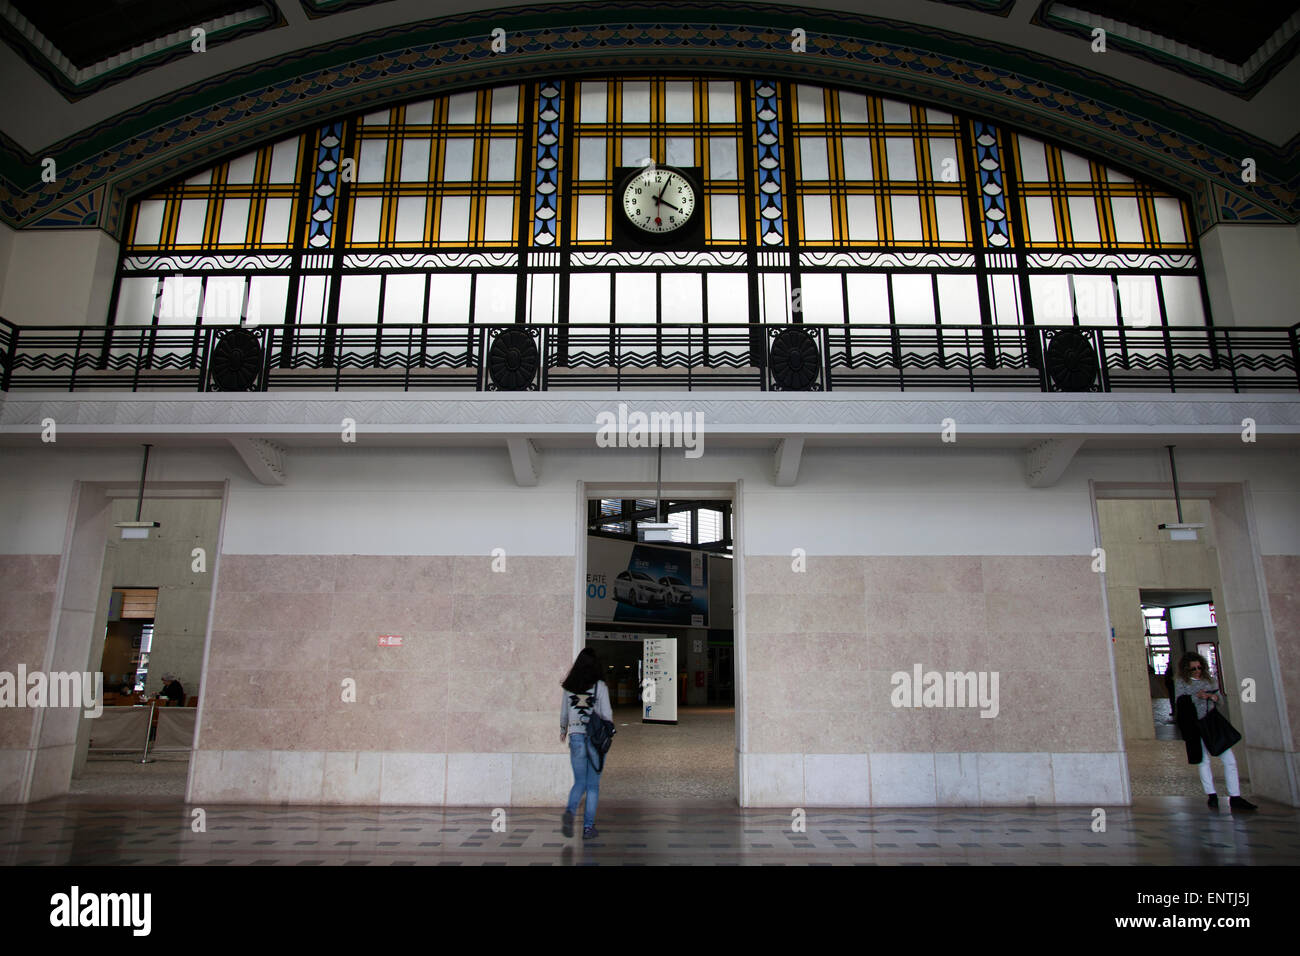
[1200,223,1300,328]
[0,229,119,326]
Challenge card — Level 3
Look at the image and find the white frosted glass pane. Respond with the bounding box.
[115,277,159,325]
[845,274,889,323]
[707,273,748,323]
[928,138,958,181]
[800,273,843,324]
[1029,274,1071,322]
[297,275,330,323]
[186,170,211,186]
[1067,196,1101,243]
[796,85,824,122]
[1111,196,1144,242]
[1154,198,1186,243]
[269,139,299,182]
[351,198,381,243]
[246,276,289,326]
[1061,151,1092,182]
[988,274,1023,325]
[577,195,606,241]
[217,198,250,245]
[1018,138,1049,181]
[846,195,878,241]
[936,274,979,324]
[890,195,922,241]
[1117,275,1159,327]
[622,81,650,123]
[891,274,934,324]
[395,197,426,241]
[1073,275,1116,325]
[927,108,953,124]
[709,195,739,240]
[487,139,516,181]
[667,137,693,166]
[1107,167,1133,183]
[261,198,292,244]
[616,273,656,323]
[361,109,388,125]
[134,201,165,245]
[202,276,246,323]
[400,139,430,181]
[1025,197,1058,243]
[622,138,651,166]
[842,139,873,179]
[339,275,381,323]
[158,276,201,323]
[490,86,519,124]
[801,195,833,241]
[569,273,610,323]
[426,274,471,322]
[580,82,607,123]
[484,196,514,242]
[665,82,694,123]
[881,99,911,124]
[226,152,257,185]
[405,100,434,125]
[358,140,388,181]
[443,140,474,180]
[761,273,791,323]
[1161,276,1205,325]
[526,273,557,323]
[473,274,515,322]
[176,200,207,244]
[383,275,425,324]
[708,82,735,122]
[438,196,471,243]
[661,272,702,323]
[885,138,916,179]
[448,92,477,124]
[709,138,738,179]
[838,92,869,124]
[799,138,828,179]
[579,139,606,180]
[935,196,966,242]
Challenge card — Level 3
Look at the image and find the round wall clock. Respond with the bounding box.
[620,165,697,236]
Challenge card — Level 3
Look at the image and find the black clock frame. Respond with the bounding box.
[612,165,705,248]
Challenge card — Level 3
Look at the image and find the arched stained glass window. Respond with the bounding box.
[111,76,1209,340]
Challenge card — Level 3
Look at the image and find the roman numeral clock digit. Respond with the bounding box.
[619,166,697,241]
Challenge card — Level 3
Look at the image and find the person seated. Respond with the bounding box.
[159,673,185,706]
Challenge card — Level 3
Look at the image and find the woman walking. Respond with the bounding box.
[1173,652,1256,811]
[560,648,613,839]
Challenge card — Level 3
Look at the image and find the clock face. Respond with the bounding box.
[621,167,696,235]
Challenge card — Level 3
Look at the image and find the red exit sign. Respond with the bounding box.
[378,635,403,647]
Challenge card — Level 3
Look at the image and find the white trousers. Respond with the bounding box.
[1196,746,1240,797]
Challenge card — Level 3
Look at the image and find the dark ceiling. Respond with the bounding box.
[1069,0,1299,64]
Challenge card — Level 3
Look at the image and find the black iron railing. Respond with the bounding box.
[0,317,1297,393]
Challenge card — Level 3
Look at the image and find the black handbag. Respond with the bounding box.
[584,683,616,772]
[1198,707,1242,757]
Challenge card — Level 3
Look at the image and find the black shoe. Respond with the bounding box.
[562,811,574,837]
[1206,793,1218,808]
[583,826,599,840]
[1229,796,1257,811]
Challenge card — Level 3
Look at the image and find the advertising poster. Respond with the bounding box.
[641,636,677,724]
[586,537,708,626]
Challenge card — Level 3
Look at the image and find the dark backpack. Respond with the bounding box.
[584,683,616,772]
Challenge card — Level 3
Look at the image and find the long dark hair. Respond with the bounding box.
[1176,652,1212,683]
[562,648,602,693]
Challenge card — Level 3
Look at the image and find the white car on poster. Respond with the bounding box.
[613,570,664,607]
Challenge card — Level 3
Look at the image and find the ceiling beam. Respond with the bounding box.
[507,437,540,486]
[1024,437,1084,488]
[773,437,804,486]
[228,437,287,485]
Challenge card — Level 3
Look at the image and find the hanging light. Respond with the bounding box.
[638,443,675,543]
[1157,444,1204,541]
[115,444,160,539]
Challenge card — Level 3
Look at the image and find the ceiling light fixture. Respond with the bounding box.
[1157,444,1204,541]
[114,443,160,539]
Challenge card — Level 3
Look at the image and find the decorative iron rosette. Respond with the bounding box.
[208,328,263,391]
[1044,328,1099,392]
[769,327,822,391]
[486,327,539,390]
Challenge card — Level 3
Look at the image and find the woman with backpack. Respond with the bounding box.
[560,648,614,839]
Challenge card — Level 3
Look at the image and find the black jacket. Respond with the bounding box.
[1174,694,1203,764]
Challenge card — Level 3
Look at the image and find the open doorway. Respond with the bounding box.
[581,494,736,803]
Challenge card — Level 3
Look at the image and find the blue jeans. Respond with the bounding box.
[565,733,601,828]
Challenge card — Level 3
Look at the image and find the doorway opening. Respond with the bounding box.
[580,492,737,803]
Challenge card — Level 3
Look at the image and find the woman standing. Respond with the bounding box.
[560,648,613,839]
[1173,652,1256,811]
